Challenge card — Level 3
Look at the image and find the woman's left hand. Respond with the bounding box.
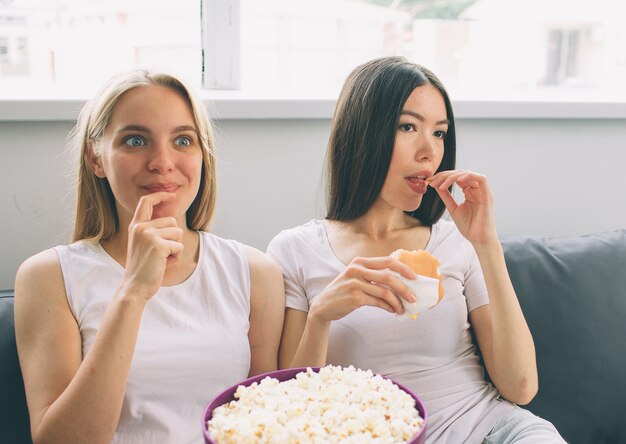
[429,170,498,245]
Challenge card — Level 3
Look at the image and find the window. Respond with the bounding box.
[1,0,625,103]
[235,0,409,97]
[0,12,30,76]
[0,0,201,97]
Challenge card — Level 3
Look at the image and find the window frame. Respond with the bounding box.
[1,96,625,121]
[1,0,626,121]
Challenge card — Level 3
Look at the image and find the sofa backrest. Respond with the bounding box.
[501,229,626,444]
[2,229,625,444]
[0,290,32,444]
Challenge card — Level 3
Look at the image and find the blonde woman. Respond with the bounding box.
[14,70,284,443]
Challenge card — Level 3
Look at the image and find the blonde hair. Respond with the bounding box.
[70,70,217,242]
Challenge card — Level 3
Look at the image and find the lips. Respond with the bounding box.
[405,171,432,195]
[406,176,427,184]
[141,183,180,193]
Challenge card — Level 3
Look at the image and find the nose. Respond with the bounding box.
[147,141,175,173]
[415,134,438,162]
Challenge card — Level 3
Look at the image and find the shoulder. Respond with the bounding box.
[199,231,283,282]
[433,218,459,237]
[15,248,69,318]
[244,245,281,276]
[199,230,239,250]
[267,219,321,256]
[430,219,478,266]
[16,248,62,289]
[199,231,250,265]
[431,218,471,247]
[274,219,321,241]
[243,245,284,298]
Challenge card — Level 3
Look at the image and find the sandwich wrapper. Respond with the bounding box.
[393,272,441,318]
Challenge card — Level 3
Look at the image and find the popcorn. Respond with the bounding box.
[207,365,424,444]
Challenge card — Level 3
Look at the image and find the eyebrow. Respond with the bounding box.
[116,125,198,134]
[400,110,450,126]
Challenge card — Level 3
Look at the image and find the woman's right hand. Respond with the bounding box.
[308,256,417,323]
[120,192,184,301]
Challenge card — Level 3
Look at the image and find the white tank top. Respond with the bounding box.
[55,231,251,444]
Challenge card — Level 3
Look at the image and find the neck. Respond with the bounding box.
[340,204,421,241]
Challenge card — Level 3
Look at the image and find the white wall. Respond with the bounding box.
[1,117,625,289]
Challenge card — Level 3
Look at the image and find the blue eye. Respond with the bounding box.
[175,136,191,147]
[124,136,146,147]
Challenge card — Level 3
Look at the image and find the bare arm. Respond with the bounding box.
[278,257,417,369]
[15,250,147,444]
[430,170,537,404]
[245,246,285,376]
[469,242,537,404]
[15,192,183,444]
[279,308,330,369]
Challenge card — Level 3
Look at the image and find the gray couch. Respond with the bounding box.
[0,289,30,443]
[1,229,625,443]
[500,229,626,444]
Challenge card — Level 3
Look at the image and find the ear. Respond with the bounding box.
[85,140,106,178]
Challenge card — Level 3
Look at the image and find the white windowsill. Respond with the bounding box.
[1,96,626,121]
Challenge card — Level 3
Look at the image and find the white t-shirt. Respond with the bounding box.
[267,219,515,444]
[55,231,251,444]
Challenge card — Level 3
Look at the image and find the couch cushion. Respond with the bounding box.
[501,229,626,444]
[0,291,32,443]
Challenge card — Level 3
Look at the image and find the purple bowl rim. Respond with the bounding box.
[202,366,428,443]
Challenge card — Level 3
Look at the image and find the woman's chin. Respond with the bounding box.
[151,203,179,221]
[404,200,423,213]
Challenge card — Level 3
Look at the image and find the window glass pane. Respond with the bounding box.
[239,0,626,100]
[0,0,201,97]
[240,0,409,97]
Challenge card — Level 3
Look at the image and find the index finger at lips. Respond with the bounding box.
[132,192,176,224]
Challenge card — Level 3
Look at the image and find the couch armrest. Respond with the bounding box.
[0,290,32,443]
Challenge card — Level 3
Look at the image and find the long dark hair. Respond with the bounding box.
[325,56,456,225]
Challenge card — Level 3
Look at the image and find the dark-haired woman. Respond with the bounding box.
[267,57,565,443]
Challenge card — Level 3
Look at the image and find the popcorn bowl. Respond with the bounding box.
[202,366,427,444]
